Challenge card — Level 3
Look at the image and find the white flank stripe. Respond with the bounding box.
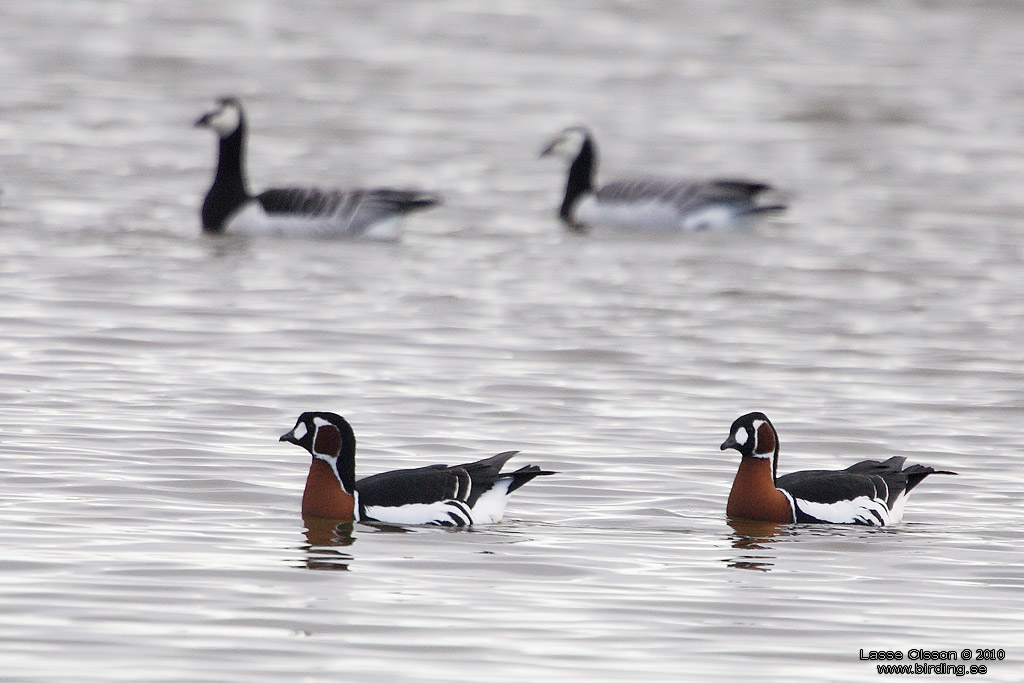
[363,500,474,526]
[778,488,797,523]
[794,495,893,526]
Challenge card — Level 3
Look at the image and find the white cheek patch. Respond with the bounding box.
[210,105,241,136]
[567,131,588,156]
[546,128,586,159]
[291,422,308,440]
[732,428,748,446]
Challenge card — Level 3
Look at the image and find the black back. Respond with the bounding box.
[355,451,554,509]
[778,455,956,510]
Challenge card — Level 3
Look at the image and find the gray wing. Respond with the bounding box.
[256,186,439,233]
[595,177,778,213]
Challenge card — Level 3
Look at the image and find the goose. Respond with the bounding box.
[195,97,439,238]
[540,126,785,233]
[280,411,555,526]
[720,412,956,525]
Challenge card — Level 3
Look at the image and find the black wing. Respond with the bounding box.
[355,464,470,508]
[776,469,887,506]
[354,451,554,509]
[778,456,955,510]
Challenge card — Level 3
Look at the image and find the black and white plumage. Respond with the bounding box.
[539,126,786,233]
[279,411,555,526]
[720,412,956,526]
[194,97,439,238]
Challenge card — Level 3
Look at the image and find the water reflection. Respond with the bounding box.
[723,518,788,572]
[298,517,355,571]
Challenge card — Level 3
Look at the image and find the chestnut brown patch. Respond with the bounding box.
[302,458,355,520]
[727,456,794,523]
[313,424,342,457]
[755,421,776,455]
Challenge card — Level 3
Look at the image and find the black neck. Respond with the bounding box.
[201,122,251,233]
[560,136,596,227]
[333,438,358,495]
[769,424,779,482]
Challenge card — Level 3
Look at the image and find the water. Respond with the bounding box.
[1,1,1023,681]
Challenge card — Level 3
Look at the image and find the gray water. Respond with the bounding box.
[1,1,1022,681]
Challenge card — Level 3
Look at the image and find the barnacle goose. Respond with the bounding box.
[540,126,786,233]
[195,97,439,238]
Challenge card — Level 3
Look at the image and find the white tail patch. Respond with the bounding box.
[886,490,910,525]
[468,478,516,524]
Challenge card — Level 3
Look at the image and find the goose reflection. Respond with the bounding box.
[723,518,789,572]
[297,517,420,570]
[299,517,356,571]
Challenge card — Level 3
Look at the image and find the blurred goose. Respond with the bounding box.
[195,97,439,238]
[540,126,785,233]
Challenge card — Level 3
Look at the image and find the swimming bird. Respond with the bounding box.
[195,97,439,238]
[279,411,555,526]
[719,412,955,525]
[539,126,785,233]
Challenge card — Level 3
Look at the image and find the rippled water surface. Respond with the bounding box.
[2,2,1023,681]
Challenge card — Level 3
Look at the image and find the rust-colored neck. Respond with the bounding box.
[301,458,356,521]
[727,456,793,523]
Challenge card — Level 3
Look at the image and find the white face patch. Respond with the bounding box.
[291,421,308,441]
[543,127,587,160]
[208,102,241,137]
[732,427,748,446]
